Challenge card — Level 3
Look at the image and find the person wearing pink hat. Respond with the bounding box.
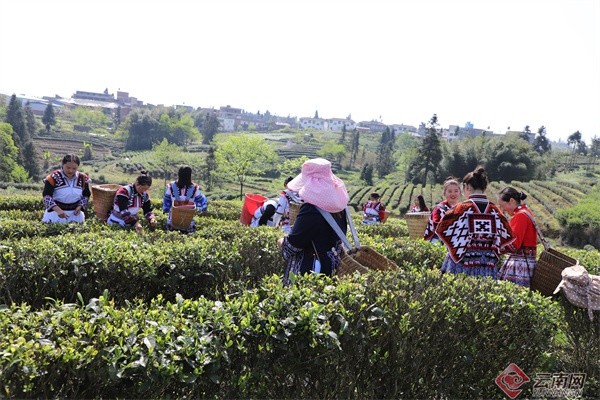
[277,158,350,285]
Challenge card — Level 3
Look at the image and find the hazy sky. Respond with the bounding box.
[1,0,598,142]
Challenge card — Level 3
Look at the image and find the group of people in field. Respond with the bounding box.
[42,154,538,289]
[42,154,207,234]
[419,170,537,287]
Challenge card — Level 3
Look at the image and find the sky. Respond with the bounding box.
[1,0,598,143]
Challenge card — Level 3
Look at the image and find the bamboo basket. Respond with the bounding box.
[338,252,370,276]
[404,212,431,240]
[171,205,196,230]
[381,210,391,224]
[531,248,578,296]
[91,184,122,222]
[288,202,302,226]
[352,246,399,271]
[338,246,398,276]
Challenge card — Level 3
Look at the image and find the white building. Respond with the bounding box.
[299,117,328,130]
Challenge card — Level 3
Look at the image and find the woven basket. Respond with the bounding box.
[338,246,398,276]
[91,184,122,221]
[381,210,391,224]
[352,246,399,271]
[404,212,431,239]
[338,252,370,276]
[171,205,195,230]
[531,248,578,296]
[288,202,302,226]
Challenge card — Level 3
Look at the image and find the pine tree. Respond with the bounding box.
[24,103,37,138]
[360,163,373,185]
[201,113,220,145]
[42,103,56,134]
[532,126,551,155]
[202,146,217,191]
[5,95,27,149]
[519,125,531,143]
[409,114,443,186]
[21,141,40,180]
[339,124,346,144]
[348,129,360,169]
[376,127,396,178]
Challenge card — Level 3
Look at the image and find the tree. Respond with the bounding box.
[42,103,56,134]
[483,133,540,182]
[376,127,396,178]
[21,141,40,180]
[0,123,19,181]
[113,106,122,131]
[519,125,531,143]
[215,134,278,199]
[201,146,218,191]
[339,124,347,144]
[24,103,38,137]
[279,156,309,178]
[360,163,374,185]
[314,110,319,119]
[318,141,345,166]
[5,94,27,148]
[170,114,200,146]
[152,139,185,186]
[589,136,600,172]
[567,130,582,169]
[125,111,160,150]
[532,126,551,155]
[348,129,360,169]
[201,113,220,144]
[408,114,443,186]
[72,106,110,130]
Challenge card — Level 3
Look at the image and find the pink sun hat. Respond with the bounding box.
[287,158,349,213]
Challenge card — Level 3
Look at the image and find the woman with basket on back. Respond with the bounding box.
[163,166,208,233]
[42,154,91,224]
[107,171,157,234]
[361,192,387,225]
[276,158,349,285]
[496,187,537,287]
[436,166,515,278]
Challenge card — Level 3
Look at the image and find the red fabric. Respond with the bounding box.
[423,200,451,241]
[509,205,537,250]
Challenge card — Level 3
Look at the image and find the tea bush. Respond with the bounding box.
[0,271,563,399]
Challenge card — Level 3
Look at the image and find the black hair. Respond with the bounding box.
[462,166,488,191]
[499,187,527,203]
[62,154,81,166]
[370,192,381,200]
[416,194,429,211]
[177,166,193,187]
[135,170,153,186]
[284,176,294,186]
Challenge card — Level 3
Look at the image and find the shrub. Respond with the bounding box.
[0,271,562,399]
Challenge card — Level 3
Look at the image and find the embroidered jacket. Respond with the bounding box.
[42,169,91,211]
[363,200,386,220]
[111,184,155,225]
[162,181,208,213]
[436,194,515,263]
[424,200,452,241]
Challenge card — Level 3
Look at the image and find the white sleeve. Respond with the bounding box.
[272,194,288,226]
